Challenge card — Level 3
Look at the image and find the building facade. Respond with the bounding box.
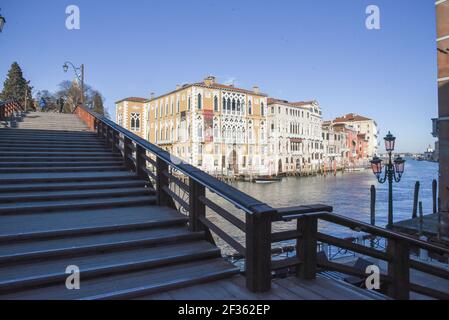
[333,113,379,158]
[116,77,269,176]
[267,99,323,175]
[115,97,148,139]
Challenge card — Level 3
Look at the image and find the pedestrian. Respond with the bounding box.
[58,97,65,113]
[39,97,46,112]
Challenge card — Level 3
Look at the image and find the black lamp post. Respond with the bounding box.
[63,61,85,106]
[0,9,6,33]
[370,131,406,228]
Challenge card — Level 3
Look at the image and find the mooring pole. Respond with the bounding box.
[412,181,420,219]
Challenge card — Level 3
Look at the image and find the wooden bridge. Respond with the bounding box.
[0,101,448,300]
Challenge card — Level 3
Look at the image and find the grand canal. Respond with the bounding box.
[208,159,438,254]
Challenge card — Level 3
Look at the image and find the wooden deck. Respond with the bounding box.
[392,213,440,238]
[139,275,388,300]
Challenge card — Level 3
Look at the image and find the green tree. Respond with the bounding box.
[92,91,105,115]
[0,62,34,110]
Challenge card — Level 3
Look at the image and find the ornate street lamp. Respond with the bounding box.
[370,131,405,228]
[63,61,85,105]
[0,10,6,33]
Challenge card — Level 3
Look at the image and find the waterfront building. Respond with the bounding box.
[267,98,323,175]
[333,113,379,158]
[115,97,148,139]
[322,121,347,170]
[116,76,269,176]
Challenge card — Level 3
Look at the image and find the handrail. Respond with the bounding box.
[74,105,273,216]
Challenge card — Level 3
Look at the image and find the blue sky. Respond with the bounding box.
[0,0,438,152]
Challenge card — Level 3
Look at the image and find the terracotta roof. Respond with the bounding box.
[115,97,149,104]
[193,81,267,97]
[291,101,316,107]
[267,98,313,108]
[146,79,267,103]
[334,113,372,123]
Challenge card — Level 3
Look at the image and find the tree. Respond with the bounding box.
[92,91,105,115]
[0,62,34,110]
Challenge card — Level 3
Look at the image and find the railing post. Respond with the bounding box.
[189,179,205,232]
[245,207,273,293]
[123,137,134,171]
[387,239,410,300]
[135,144,147,179]
[156,157,170,207]
[106,126,113,149]
[297,216,318,280]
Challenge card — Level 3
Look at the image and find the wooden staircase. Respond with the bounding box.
[0,112,239,300]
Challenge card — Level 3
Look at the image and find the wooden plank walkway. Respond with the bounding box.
[139,275,388,300]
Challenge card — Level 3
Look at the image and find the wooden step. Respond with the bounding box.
[0,151,121,157]
[0,147,110,152]
[0,195,156,215]
[0,171,136,184]
[0,165,128,174]
[0,241,220,293]
[0,187,155,203]
[0,161,124,168]
[0,258,239,300]
[0,156,124,163]
[0,179,148,193]
[0,226,204,264]
[0,206,187,242]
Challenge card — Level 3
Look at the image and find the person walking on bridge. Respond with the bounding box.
[39,97,46,112]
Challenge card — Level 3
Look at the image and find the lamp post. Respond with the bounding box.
[0,9,6,33]
[63,61,84,105]
[370,131,406,228]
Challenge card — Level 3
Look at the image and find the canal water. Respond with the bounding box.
[207,159,438,255]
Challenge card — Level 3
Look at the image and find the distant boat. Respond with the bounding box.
[253,177,282,184]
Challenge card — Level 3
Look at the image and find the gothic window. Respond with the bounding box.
[198,94,202,110]
[188,97,191,110]
[117,113,123,126]
[227,98,231,111]
[237,100,241,113]
[261,102,265,116]
[232,99,236,112]
[197,124,203,139]
[177,100,180,113]
[214,96,219,112]
[222,97,226,112]
[248,101,252,115]
[130,113,140,131]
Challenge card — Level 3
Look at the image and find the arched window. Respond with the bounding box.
[232,99,236,112]
[237,100,241,113]
[214,96,219,112]
[188,97,191,110]
[197,124,203,139]
[222,97,226,112]
[248,101,252,115]
[261,102,265,116]
[197,94,202,110]
[130,113,140,131]
[177,100,180,113]
[227,98,231,111]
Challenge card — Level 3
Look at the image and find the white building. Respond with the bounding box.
[267,99,323,175]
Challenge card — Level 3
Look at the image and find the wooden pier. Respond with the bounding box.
[0,102,448,300]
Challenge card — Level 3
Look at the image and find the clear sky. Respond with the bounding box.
[0,0,439,153]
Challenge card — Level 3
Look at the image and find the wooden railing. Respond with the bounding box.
[271,209,449,300]
[0,100,23,121]
[75,105,449,299]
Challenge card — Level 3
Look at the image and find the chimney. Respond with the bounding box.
[150,92,155,100]
[176,84,181,90]
[253,86,260,94]
[204,75,216,86]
